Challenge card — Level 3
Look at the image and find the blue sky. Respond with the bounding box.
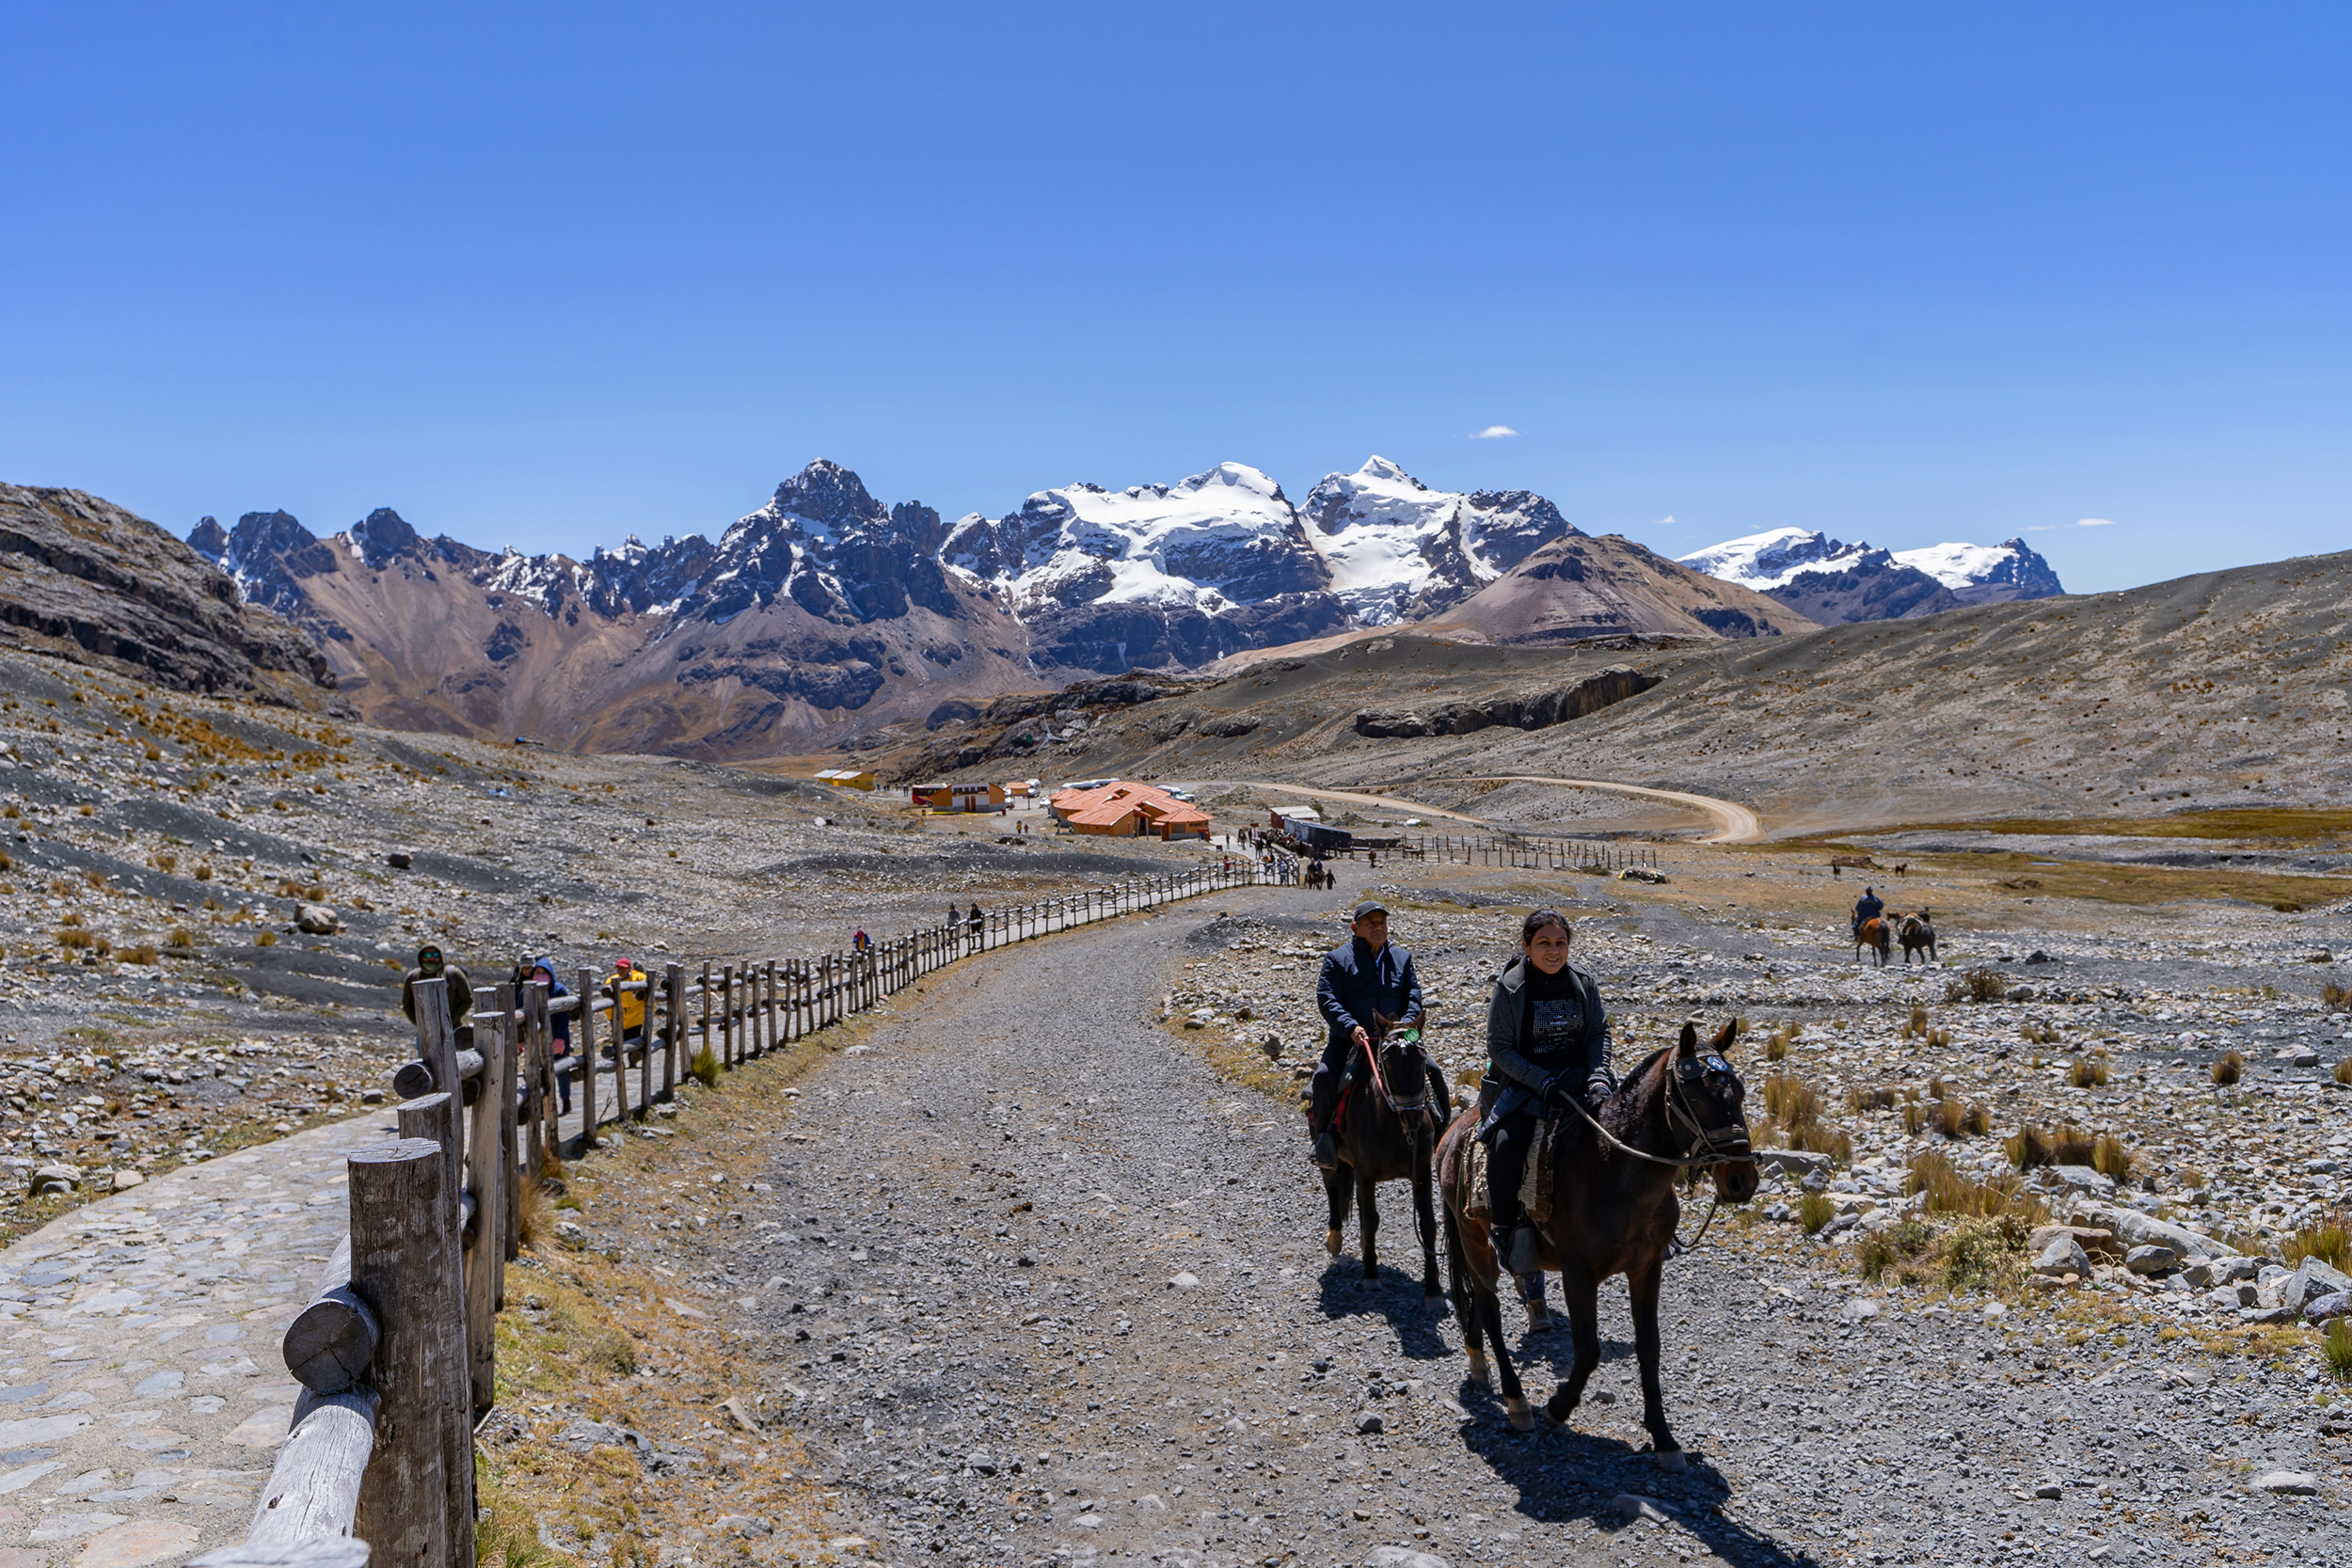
[3,4,2345,593]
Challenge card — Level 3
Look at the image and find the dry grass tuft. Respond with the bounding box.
[1939,1216,2028,1294]
[2285,1211,2350,1270]
[2212,1050,2246,1086]
[256,929,278,947]
[1762,1072,1820,1128]
[1847,1085,1897,1113]
[57,927,96,951]
[2327,1319,2352,1384]
[1902,1101,1929,1134]
[2023,1022,2062,1045]
[2336,1057,2352,1088]
[2068,1055,2110,1088]
[1947,968,2007,1005]
[2325,981,2351,1013]
[1936,1096,1990,1138]
[1765,1021,1799,1062]
[516,1171,548,1249]
[1857,1219,1936,1282]
[167,928,194,950]
[1797,1191,1835,1235]
[2092,1134,2134,1184]
[689,1042,720,1088]
[1900,1001,1931,1040]
[1907,1152,2047,1227]
[2005,1122,2096,1169]
[119,942,158,964]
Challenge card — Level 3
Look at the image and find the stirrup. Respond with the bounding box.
[1504,1224,1541,1276]
[1311,1132,1340,1172]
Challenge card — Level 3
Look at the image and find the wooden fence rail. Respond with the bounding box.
[196,851,1303,1568]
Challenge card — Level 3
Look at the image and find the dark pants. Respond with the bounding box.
[552,1042,573,1113]
[1487,1106,1539,1235]
[1309,1034,1363,1139]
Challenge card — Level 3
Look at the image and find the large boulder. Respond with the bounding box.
[2283,1256,2352,1314]
[2071,1201,2238,1263]
[295,903,341,935]
[2032,1235,2090,1278]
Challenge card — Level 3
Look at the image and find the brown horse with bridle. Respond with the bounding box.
[1437,1018,1757,1464]
[1323,1011,1453,1296]
[1899,909,1937,964]
[1854,916,1893,966]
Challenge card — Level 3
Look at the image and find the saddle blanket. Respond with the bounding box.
[1455,1114,1560,1225]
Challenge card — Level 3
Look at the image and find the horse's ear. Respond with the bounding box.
[1677,1021,1699,1055]
[1712,1017,1740,1053]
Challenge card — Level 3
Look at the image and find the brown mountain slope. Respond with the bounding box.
[0,484,342,711]
[1416,532,1819,643]
[913,549,2352,836]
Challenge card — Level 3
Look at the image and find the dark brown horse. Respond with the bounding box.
[1854,916,1892,966]
[1438,1019,1757,1461]
[1323,1012,1453,1297]
[1899,909,1937,965]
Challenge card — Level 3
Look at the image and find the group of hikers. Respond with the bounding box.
[398,942,654,1119]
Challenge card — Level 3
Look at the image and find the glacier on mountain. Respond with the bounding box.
[1300,456,1574,624]
[1679,527,2063,610]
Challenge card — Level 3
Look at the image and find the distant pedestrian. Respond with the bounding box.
[967,904,985,952]
[606,958,648,1055]
[401,942,476,1050]
[854,929,869,953]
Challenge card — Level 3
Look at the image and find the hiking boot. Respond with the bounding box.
[1505,1223,1541,1276]
[1311,1131,1340,1171]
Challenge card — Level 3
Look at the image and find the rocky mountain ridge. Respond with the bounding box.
[1679,527,2064,623]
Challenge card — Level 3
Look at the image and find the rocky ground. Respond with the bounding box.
[0,648,1222,1238]
[598,883,2346,1568]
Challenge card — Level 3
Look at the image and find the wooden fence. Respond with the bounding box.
[189,856,1282,1568]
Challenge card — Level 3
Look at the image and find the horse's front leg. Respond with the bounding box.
[1323,1166,1351,1258]
[1629,1257,1683,1468]
[1356,1171,1379,1282]
[1545,1263,1602,1426]
[1412,1142,1441,1301]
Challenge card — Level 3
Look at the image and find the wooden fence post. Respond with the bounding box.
[576,966,598,1146]
[663,964,684,1097]
[699,962,713,1072]
[348,1137,465,1568]
[411,976,458,1103]
[521,979,549,1176]
[493,982,520,1268]
[465,1005,503,1399]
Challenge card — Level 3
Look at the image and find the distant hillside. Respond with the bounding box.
[907,548,2352,836]
[0,484,344,711]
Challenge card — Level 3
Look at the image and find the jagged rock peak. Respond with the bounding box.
[350,507,421,568]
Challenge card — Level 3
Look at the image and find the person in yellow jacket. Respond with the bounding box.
[607,957,649,1051]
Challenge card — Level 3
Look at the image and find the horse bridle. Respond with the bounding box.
[1553,1050,1753,1171]
[1365,1031,1433,1119]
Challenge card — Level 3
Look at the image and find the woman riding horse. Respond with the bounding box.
[1475,909,1615,1300]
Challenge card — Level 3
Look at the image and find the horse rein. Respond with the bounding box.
[1364,1032,1433,1119]
[1550,1053,1752,1172]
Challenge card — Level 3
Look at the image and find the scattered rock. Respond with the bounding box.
[1357,1412,1385,1434]
[2032,1236,2091,1278]
[294,903,341,935]
[27,1164,79,1196]
[2304,1291,2350,1323]
[386,850,413,869]
[1839,1298,1882,1323]
[2122,1243,2178,1276]
[1757,1149,1834,1179]
[2033,1482,2062,1501]
[1607,1494,1672,1525]
[2041,1164,2116,1198]
[1367,1549,1452,1568]
[2252,1470,2317,1496]
[2283,1256,2352,1313]
[1167,1272,1200,1290]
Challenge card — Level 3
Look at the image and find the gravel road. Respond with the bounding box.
[717,891,2345,1568]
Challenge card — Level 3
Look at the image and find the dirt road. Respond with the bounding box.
[719,892,2334,1568]
[1466,776,1766,845]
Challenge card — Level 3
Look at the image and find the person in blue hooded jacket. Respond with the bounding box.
[530,958,574,1117]
[1310,900,1424,1170]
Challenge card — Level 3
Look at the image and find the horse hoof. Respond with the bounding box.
[1505,1396,1535,1432]
[1325,1228,1342,1257]
[1654,1449,1688,1473]
[1465,1354,1492,1389]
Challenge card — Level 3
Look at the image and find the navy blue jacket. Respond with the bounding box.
[1316,938,1424,1053]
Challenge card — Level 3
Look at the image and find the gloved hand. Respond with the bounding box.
[1583,1071,1617,1106]
[1539,1073,1574,1107]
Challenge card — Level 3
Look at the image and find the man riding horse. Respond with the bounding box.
[1851,886,1883,942]
[1310,900,1423,1171]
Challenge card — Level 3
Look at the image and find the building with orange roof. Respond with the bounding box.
[1049,781,1212,841]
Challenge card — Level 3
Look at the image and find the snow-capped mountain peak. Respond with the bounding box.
[1681,527,2064,616]
[1299,455,1574,625]
[1676,528,1870,591]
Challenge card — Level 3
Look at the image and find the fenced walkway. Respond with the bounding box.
[0,1114,392,1568]
[183,857,1279,1568]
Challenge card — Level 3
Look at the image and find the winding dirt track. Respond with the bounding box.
[1465,776,1766,845]
[1232,776,1765,844]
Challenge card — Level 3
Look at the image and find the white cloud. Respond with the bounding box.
[2076,517,2117,527]
[2025,525,2055,532]
[1471,424,1518,439]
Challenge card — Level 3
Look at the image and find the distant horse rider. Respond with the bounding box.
[1310,899,1424,1171]
[1851,886,1884,942]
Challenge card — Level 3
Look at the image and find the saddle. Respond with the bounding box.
[1454,1112,1560,1225]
